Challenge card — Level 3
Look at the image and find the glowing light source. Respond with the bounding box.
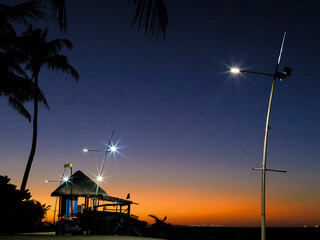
[230,68,240,73]
[97,176,103,182]
[45,180,48,183]
[83,133,121,194]
[63,177,69,182]
[110,146,117,152]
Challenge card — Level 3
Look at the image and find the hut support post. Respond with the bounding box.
[58,197,62,221]
[127,204,131,235]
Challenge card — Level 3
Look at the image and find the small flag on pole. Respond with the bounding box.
[64,163,72,169]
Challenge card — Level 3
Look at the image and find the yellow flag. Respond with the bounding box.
[64,163,72,169]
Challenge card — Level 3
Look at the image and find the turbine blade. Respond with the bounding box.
[273,32,286,78]
[277,32,286,65]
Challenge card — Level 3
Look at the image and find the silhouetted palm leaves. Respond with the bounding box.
[0,51,48,121]
[0,1,46,34]
[149,214,171,238]
[48,0,168,39]
[132,0,168,39]
[0,175,50,233]
[46,0,66,31]
[0,2,47,121]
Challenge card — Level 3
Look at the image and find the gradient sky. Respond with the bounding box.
[1,0,319,227]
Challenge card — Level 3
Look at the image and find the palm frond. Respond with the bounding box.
[47,38,73,53]
[45,55,79,81]
[0,51,28,78]
[132,0,168,40]
[7,96,31,122]
[36,86,49,110]
[0,55,49,113]
[0,1,46,27]
[47,0,66,31]
[40,27,49,40]
[148,214,161,221]
[1,75,49,111]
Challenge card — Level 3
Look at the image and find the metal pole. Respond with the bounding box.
[261,32,286,240]
[96,150,108,195]
[99,131,114,175]
[240,70,275,78]
[71,167,73,218]
[95,131,114,195]
[261,77,276,240]
[53,168,66,223]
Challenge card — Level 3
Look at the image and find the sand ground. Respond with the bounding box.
[0,232,164,240]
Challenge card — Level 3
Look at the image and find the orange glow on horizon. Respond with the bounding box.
[29,181,320,227]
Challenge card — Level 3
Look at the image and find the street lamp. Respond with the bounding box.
[45,180,60,183]
[230,33,291,240]
[83,146,117,193]
[44,176,70,183]
[83,146,117,191]
[230,67,292,80]
[83,131,117,194]
[97,175,103,182]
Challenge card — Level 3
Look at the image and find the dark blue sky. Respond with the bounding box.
[1,0,319,226]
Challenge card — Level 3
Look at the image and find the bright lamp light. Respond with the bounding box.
[97,176,103,182]
[231,68,240,73]
[83,148,88,152]
[110,146,117,152]
[63,177,69,182]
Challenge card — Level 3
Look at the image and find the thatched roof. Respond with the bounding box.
[51,170,106,197]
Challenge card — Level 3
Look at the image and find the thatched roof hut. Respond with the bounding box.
[50,169,137,235]
[51,170,106,197]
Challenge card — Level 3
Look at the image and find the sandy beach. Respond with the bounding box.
[0,233,164,240]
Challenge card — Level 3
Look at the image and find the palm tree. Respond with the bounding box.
[0,1,47,121]
[19,25,79,191]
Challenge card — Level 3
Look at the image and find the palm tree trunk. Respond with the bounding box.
[21,72,39,191]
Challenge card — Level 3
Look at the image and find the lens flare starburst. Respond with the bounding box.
[97,176,103,182]
[109,145,117,153]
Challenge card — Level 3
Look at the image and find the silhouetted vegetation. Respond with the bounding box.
[0,175,50,233]
[148,214,172,238]
[0,1,47,121]
[131,0,168,39]
[47,0,169,39]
